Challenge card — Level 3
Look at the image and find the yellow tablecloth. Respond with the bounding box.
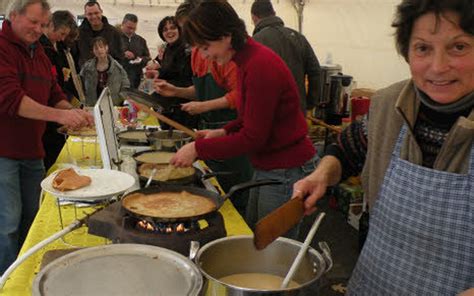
[1,134,251,296]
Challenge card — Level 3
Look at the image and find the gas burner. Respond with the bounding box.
[87,202,227,256]
[130,216,200,234]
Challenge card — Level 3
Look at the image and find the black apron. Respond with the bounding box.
[192,72,236,129]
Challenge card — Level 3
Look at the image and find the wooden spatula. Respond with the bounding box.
[131,101,197,140]
[254,197,305,250]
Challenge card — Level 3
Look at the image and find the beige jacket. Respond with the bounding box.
[361,79,474,210]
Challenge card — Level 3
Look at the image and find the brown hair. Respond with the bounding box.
[392,0,474,61]
[175,0,200,24]
[251,0,276,18]
[182,1,248,51]
[91,36,108,49]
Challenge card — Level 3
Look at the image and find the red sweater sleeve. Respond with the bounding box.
[195,38,314,170]
[196,52,286,158]
[0,42,27,117]
[49,77,68,107]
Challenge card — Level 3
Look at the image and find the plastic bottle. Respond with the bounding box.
[325,52,333,65]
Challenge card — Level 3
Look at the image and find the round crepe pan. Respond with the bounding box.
[136,163,233,187]
[120,88,167,110]
[116,129,152,146]
[132,149,176,166]
[121,179,282,223]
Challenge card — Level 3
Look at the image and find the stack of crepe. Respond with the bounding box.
[52,168,92,191]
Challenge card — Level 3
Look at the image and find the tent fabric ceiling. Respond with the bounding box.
[2,0,409,90]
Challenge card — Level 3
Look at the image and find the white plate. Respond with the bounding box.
[41,169,136,201]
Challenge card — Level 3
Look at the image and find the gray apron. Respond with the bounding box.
[348,124,474,295]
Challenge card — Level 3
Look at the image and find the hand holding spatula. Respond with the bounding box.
[253,196,306,250]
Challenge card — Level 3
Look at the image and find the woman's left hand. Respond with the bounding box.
[181,101,209,115]
[170,142,198,167]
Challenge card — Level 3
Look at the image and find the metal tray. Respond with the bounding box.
[32,244,202,296]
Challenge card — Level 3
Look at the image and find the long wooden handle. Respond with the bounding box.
[64,49,86,104]
[307,116,342,134]
[133,101,197,139]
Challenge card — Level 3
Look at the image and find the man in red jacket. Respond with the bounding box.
[0,0,93,274]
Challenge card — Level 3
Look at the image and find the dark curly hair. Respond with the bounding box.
[157,16,181,42]
[392,0,474,61]
[182,1,248,51]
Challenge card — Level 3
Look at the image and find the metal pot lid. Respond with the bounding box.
[32,244,202,296]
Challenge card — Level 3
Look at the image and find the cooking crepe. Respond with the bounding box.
[138,163,195,181]
[52,168,92,191]
[58,126,97,137]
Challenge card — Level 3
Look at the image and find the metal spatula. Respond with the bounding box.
[253,197,305,250]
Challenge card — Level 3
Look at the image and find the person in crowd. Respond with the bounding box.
[150,1,253,217]
[145,16,196,128]
[293,0,473,294]
[153,0,239,126]
[40,10,78,172]
[170,1,317,234]
[80,36,129,106]
[251,0,322,113]
[120,13,150,89]
[75,1,123,68]
[0,0,93,274]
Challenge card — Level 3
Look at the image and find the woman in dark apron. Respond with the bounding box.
[293,0,474,294]
[151,17,253,216]
[190,56,253,216]
[170,2,317,239]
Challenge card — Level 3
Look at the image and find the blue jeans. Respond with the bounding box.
[246,154,319,240]
[0,158,44,274]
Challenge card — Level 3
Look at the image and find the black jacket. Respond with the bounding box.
[75,16,123,68]
[253,16,321,111]
[158,38,193,88]
[39,35,77,99]
[120,32,150,88]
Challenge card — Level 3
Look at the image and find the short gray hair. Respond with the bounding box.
[6,0,50,20]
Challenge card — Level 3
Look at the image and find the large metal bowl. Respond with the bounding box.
[149,130,192,152]
[196,235,332,296]
[32,244,202,296]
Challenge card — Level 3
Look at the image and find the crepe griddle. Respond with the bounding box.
[121,88,170,110]
[121,88,197,139]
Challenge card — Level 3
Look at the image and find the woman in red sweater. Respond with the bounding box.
[171,1,317,236]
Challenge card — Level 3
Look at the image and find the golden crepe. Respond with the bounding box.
[134,151,175,164]
[138,163,195,181]
[118,130,148,141]
[123,191,216,218]
[52,168,92,191]
[58,126,96,137]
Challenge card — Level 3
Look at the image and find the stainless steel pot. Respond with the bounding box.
[32,244,202,296]
[195,235,332,295]
[149,130,192,151]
